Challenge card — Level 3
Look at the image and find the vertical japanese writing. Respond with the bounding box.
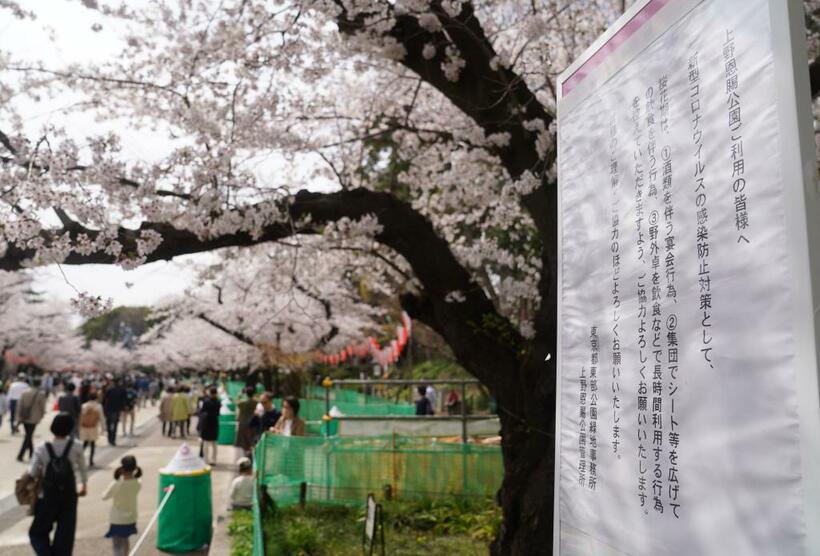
[659,74,670,133]
[633,97,646,263]
[579,362,588,486]
[634,93,650,508]
[610,116,623,456]
[588,327,599,490]
[647,83,665,515]
[667,313,680,518]
[688,53,715,370]
[723,29,751,245]
[659,72,680,520]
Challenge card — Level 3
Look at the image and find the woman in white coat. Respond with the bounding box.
[79,391,105,467]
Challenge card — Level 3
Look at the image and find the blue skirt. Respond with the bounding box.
[105,523,137,538]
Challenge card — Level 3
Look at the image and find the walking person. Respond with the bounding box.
[0,380,7,429]
[198,387,220,465]
[103,378,128,447]
[57,382,82,438]
[8,373,29,434]
[159,386,174,437]
[79,379,92,404]
[79,392,105,467]
[102,455,142,556]
[121,382,137,437]
[17,378,47,462]
[234,387,258,457]
[28,412,88,556]
[186,385,198,436]
[170,386,189,438]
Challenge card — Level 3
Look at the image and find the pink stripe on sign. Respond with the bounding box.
[562,0,671,97]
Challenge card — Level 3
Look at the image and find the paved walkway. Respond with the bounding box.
[0,399,238,555]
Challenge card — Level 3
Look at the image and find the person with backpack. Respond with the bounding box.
[28,412,88,556]
[17,378,47,462]
[79,392,105,467]
[57,382,82,439]
[102,455,142,556]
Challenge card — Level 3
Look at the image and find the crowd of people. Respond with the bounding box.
[1,371,159,468]
[3,369,311,556]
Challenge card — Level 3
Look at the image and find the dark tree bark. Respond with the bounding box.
[335,4,558,553]
[809,54,820,98]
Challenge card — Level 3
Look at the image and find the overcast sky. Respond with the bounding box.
[1,2,213,308]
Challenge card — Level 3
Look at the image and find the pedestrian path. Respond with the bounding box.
[0,400,237,555]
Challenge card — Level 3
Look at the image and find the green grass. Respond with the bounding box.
[230,497,500,556]
[228,509,255,556]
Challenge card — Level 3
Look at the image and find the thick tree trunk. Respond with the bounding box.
[493,433,555,554]
[492,393,555,554]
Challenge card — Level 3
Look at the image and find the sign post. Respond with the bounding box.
[555,1,820,554]
[363,493,385,556]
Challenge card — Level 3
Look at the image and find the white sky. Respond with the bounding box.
[1,2,247,308]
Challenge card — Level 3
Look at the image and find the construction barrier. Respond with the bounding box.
[254,433,502,508]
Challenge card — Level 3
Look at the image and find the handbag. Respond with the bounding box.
[15,471,39,512]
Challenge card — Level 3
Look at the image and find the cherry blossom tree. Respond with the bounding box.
[0,270,85,371]
[1,1,818,552]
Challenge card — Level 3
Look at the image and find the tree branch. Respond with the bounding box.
[197,313,256,346]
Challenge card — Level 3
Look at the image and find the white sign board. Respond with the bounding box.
[555,0,820,554]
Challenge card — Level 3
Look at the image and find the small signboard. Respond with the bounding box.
[363,493,385,556]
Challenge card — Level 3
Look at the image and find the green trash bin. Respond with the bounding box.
[218,414,236,445]
[156,444,213,553]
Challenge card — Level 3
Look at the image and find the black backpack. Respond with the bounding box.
[42,440,76,496]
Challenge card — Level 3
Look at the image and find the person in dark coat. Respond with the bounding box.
[102,379,128,447]
[234,387,258,458]
[57,382,82,438]
[415,386,434,416]
[248,392,281,445]
[198,387,221,465]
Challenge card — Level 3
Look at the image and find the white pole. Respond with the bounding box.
[128,484,175,556]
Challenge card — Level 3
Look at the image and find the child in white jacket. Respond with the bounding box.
[102,455,142,556]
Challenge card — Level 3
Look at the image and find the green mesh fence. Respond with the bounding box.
[305,385,405,406]
[280,398,414,421]
[252,472,264,556]
[224,383,413,419]
[254,433,502,508]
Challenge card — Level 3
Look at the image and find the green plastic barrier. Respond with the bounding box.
[217,414,236,445]
[274,398,414,422]
[255,433,501,507]
[157,470,213,552]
